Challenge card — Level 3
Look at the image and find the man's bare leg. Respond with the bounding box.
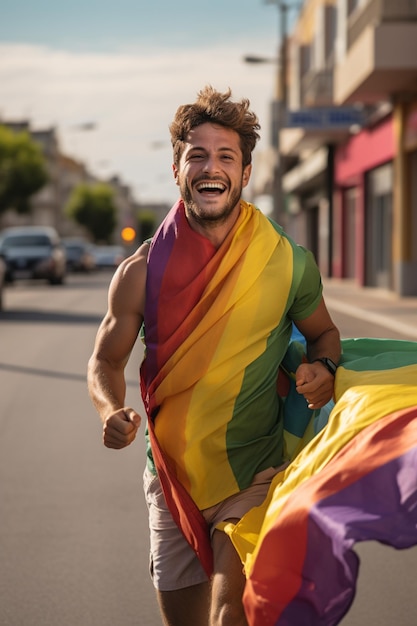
[157,581,211,626]
[210,521,248,626]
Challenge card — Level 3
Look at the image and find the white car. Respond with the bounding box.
[0,226,67,285]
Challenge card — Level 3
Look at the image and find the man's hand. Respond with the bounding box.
[295,362,335,409]
[102,407,141,449]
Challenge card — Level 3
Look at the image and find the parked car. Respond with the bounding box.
[63,238,96,273]
[0,226,67,285]
[92,245,126,270]
[0,256,6,310]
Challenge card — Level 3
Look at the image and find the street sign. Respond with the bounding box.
[285,107,364,130]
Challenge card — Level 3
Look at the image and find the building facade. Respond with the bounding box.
[277,0,417,296]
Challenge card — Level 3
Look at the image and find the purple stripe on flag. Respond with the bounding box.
[278,446,417,626]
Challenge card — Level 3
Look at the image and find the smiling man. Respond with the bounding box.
[172,122,251,240]
[88,86,341,626]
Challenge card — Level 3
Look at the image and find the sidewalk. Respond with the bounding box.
[323,279,417,340]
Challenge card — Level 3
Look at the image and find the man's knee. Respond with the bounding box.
[210,602,248,626]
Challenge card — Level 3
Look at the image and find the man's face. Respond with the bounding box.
[173,122,251,227]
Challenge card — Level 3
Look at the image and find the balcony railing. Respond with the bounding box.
[348,0,417,51]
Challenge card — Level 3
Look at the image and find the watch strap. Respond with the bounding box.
[311,357,337,376]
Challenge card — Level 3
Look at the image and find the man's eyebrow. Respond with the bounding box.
[218,146,239,154]
[188,146,239,154]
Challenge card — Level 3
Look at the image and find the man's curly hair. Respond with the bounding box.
[169,85,261,168]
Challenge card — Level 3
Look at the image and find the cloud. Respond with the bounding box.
[0,42,276,204]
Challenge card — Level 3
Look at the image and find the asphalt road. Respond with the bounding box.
[1,272,416,626]
[0,273,161,626]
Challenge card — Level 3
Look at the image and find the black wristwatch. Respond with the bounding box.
[311,357,337,376]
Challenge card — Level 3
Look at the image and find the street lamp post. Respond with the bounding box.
[266,1,301,225]
[244,2,300,224]
[265,1,292,226]
[265,0,290,108]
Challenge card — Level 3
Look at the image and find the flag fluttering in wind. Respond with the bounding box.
[225,338,417,626]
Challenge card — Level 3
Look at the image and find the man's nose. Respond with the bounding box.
[202,156,220,174]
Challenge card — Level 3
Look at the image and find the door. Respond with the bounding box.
[365,163,393,289]
[344,187,357,279]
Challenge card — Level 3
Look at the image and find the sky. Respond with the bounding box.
[0,0,301,206]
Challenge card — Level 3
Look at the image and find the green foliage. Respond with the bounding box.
[0,125,48,214]
[65,183,117,242]
[137,209,157,242]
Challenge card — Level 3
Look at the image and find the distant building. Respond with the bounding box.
[0,120,144,244]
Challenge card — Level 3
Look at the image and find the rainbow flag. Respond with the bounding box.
[140,199,322,575]
[140,198,417,612]
[223,338,417,625]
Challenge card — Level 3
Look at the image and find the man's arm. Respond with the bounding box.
[87,243,149,448]
[294,297,341,409]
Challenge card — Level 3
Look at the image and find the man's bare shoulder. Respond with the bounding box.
[108,242,149,316]
[118,241,149,275]
[113,241,148,276]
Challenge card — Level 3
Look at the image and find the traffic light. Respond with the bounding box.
[121,226,136,243]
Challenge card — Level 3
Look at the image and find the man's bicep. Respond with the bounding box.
[295,298,336,341]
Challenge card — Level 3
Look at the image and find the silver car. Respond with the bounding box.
[0,226,67,285]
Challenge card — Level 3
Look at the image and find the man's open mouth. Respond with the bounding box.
[195,181,227,195]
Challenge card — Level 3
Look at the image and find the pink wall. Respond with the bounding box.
[334,116,395,186]
[333,115,394,284]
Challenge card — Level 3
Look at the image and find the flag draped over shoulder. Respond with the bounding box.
[140,198,313,575]
[223,337,417,626]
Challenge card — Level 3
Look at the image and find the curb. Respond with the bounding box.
[324,296,417,341]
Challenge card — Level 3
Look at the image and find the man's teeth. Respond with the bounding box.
[196,182,226,192]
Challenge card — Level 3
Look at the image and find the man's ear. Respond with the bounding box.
[172,164,179,185]
[242,164,252,188]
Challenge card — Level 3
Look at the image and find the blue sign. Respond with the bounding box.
[285,107,364,130]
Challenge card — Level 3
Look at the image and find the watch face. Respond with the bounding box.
[324,358,337,375]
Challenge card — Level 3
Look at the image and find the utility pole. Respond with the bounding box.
[264,0,290,225]
[244,2,299,223]
[264,1,301,225]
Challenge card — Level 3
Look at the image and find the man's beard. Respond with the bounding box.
[181,179,242,228]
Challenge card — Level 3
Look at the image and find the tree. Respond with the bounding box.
[65,183,117,242]
[137,209,158,242]
[0,125,48,214]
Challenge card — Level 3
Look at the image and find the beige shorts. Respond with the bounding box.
[143,465,285,591]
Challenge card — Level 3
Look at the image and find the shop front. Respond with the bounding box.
[333,115,395,288]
